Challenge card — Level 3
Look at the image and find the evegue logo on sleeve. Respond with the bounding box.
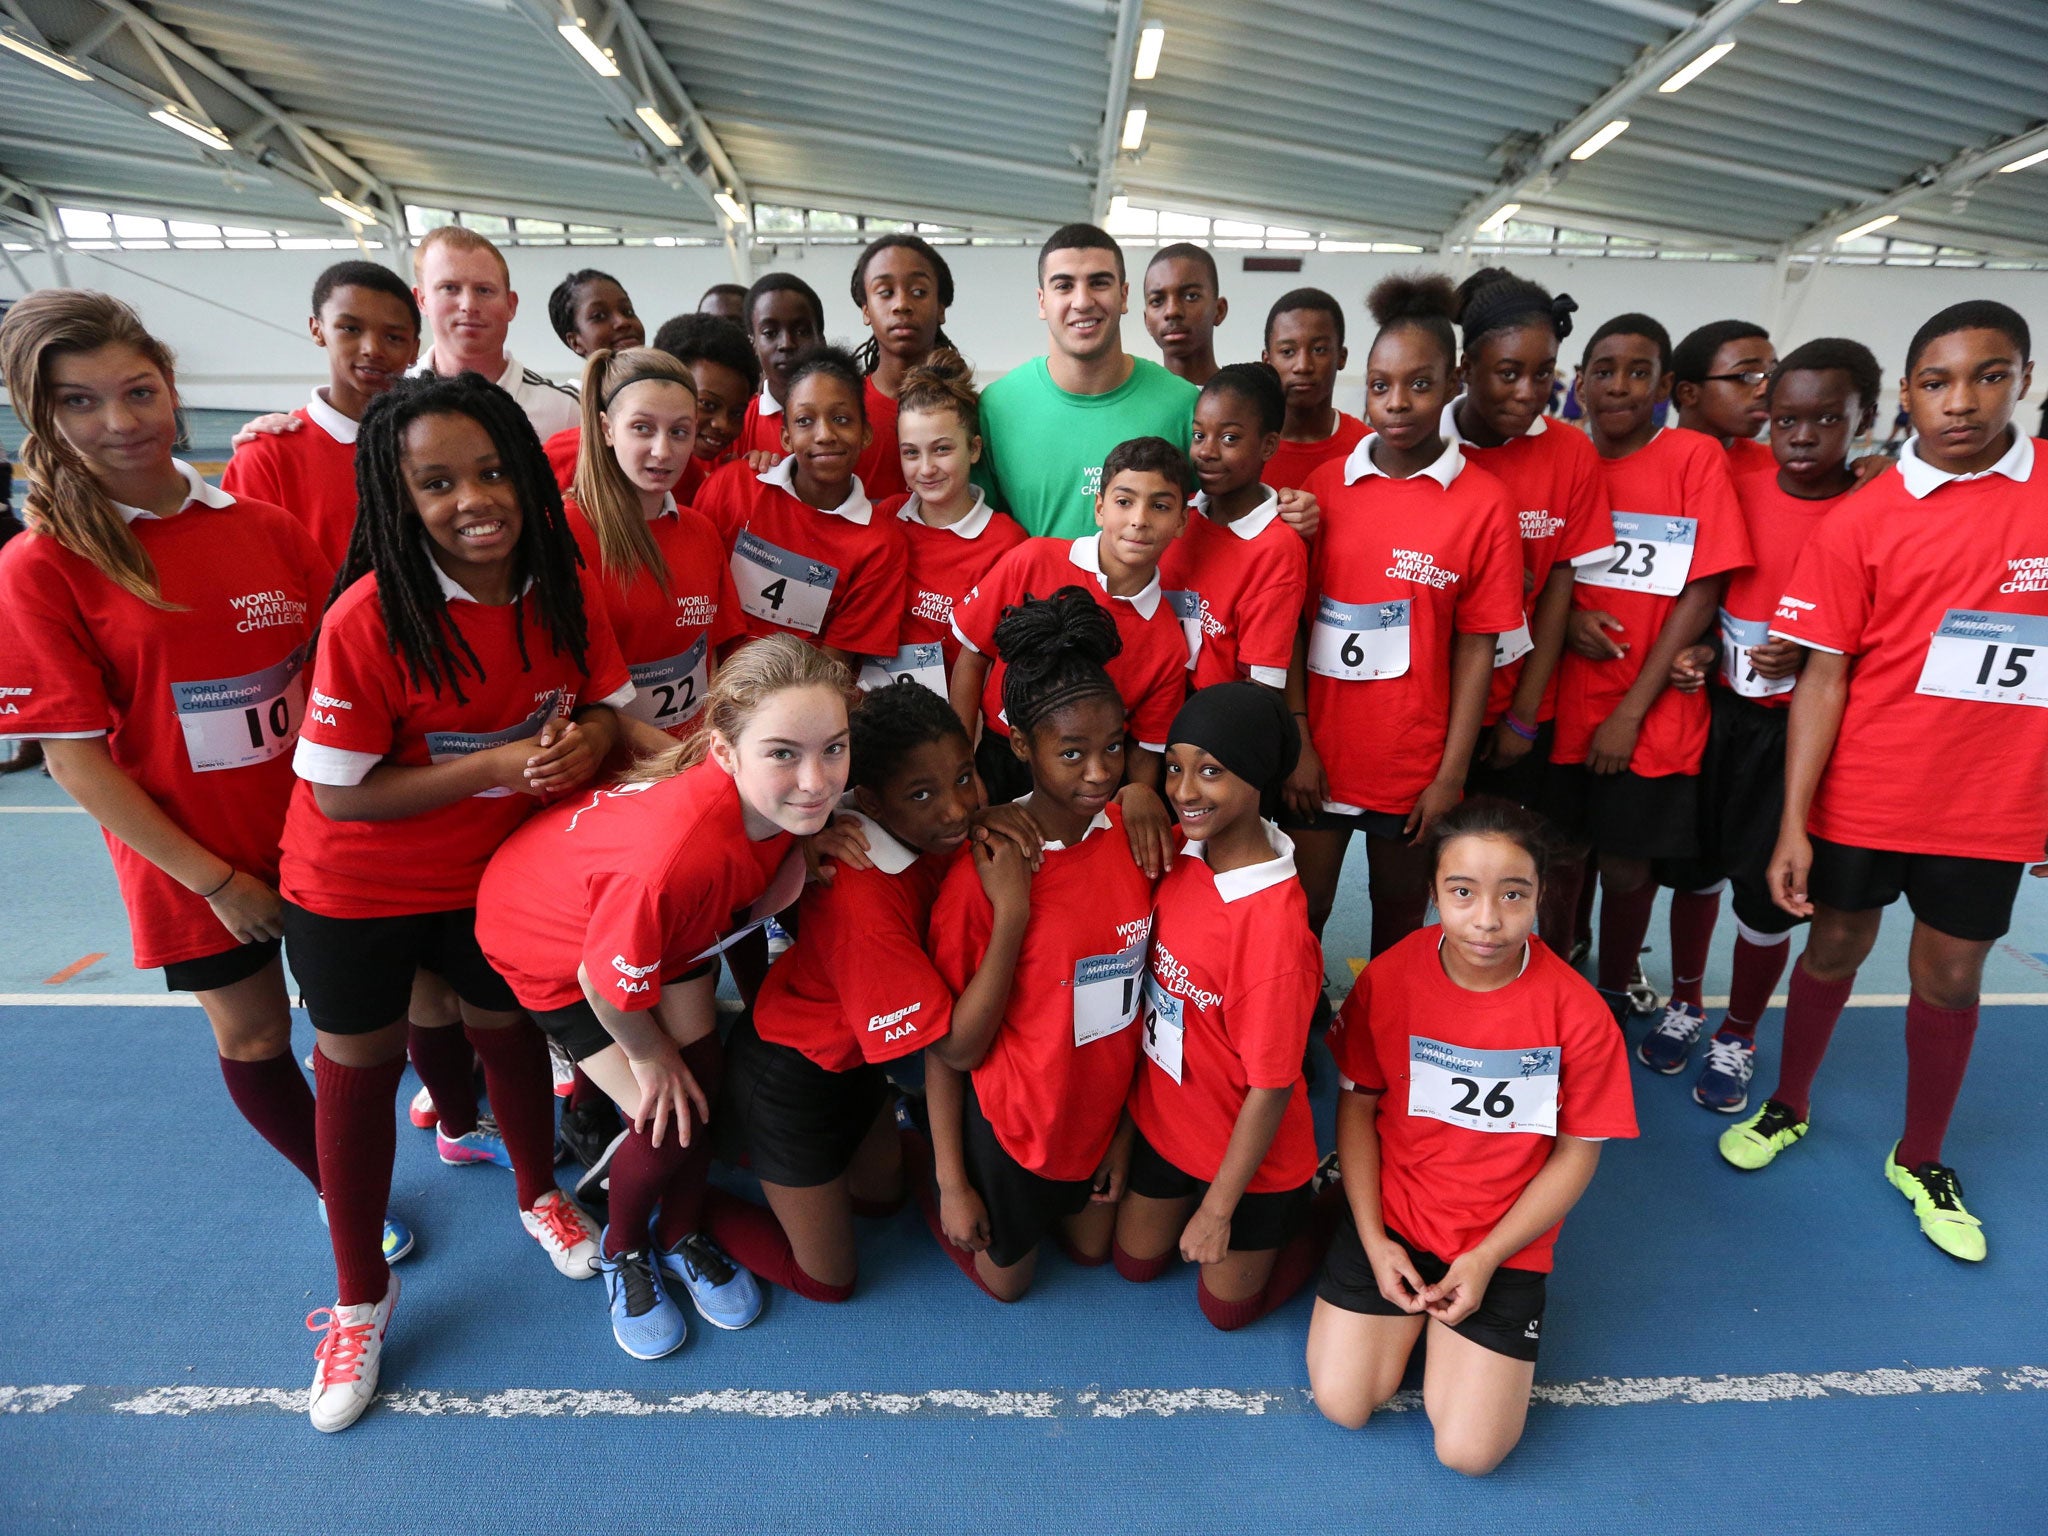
[611,954,658,994]
[868,1001,922,1043]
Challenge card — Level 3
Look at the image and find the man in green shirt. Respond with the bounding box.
[980,223,1198,539]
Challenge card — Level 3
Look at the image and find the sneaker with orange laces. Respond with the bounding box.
[306,1272,398,1433]
[521,1188,601,1279]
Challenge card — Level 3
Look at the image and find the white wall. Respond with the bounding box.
[5,241,2047,412]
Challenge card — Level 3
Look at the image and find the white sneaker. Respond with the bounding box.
[521,1189,600,1279]
[548,1040,577,1098]
[305,1273,398,1434]
[408,1085,438,1130]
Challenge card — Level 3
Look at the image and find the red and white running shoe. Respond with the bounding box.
[408,1086,438,1130]
[521,1189,600,1279]
[306,1272,398,1433]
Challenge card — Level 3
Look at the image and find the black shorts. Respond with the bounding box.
[162,936,281,994]
[530,961,716,1063]
[1464,720,1555,810]
[720,1014,891,1188]
[1124,1126,1311,1253]
[961,1078,1094,1269]
[1278,803,1410,841]
[282,902,516,1035]
[1316,1210,1547,1362]
[974,729,1033,806]
[1656,690,1799,936]
[1807,836,2026,943]
[1542,762,1698,863]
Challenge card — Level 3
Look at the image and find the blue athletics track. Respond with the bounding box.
[3,761,2044,1534]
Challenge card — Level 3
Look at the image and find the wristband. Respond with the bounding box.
[1291,709,1310,720]
[1502,712,1540,742]
[197,867,235,900]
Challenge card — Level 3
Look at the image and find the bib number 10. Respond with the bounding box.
[173,643,308,774]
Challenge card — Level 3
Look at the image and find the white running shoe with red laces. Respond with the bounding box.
[306,1272,398,1433]
[521,1189,600,1279]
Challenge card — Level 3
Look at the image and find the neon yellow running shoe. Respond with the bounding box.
[1884,1146,1986,1263]
[1718,1099,1809,1171]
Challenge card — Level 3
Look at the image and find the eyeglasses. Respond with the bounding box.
[1702,370,1771,386]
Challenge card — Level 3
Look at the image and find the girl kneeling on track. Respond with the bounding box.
[282,370,629,1432]
[924,588,1157,1301]
[709,678,1036,1303]
[1306,798,1637,1476]
[477,635,849,1355]
[1114,682,1328,1330]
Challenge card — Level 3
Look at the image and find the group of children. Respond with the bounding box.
[0,215,2040,1475]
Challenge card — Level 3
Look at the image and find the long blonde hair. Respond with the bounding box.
[572,346,699,597]
[0,289,180,607]
[623,634,853,782]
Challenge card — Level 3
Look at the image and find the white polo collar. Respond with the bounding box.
[841,810,921,875]
[111,460,235,524]
[1438,931,1534,979]
[1439,398,1543,449]
[649,491,679,522]
[305,388,361,445]
[759,453,873,525]
[1896,429,2035,500]
[758,380,784,418]
[1181,820,1297,902]
[1014,793,1112,852]
[899,489,994,539]
[411,348,520,393]
[422,538,535,604]
[1192,486,1281,542]
[1341,432,1465,488]
[1068,534,1162,619]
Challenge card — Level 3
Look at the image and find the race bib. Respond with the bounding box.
[1072,925,1149,1048]
[624,636,710,734]
[425,690,563,799]
[173,642,309,774]
[732,530,837,636]
[1407,1035,1559,1136]
[858,641,947,697]
[1916,609,2048,707]
[1719,610,1794,700]
[1164,589,1205,671]
[1307,596,1411,681]
[1139,970,1186,1084]
[1492,619,1534,670]
[1579,513,1696,598]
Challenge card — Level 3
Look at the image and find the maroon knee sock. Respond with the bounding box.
[464,1020,559,1210]
[313,1049,405,1306]
[602,1123,688,1256]
[1897,997,1978,1168]
[911,1173,1009,1301]
[1197,1276,1268,1332]
[1771,958,1855,1120]
[1195,1200,1335,1331]
[569,1066,605,1112]
[651,1033,724,1249]
[218,1051,320,1190]
[408,1022,478,1137]
[703,1189,853,1302]
[1723,931,1791,1040]
[1112,1241,1172,1283]
[1596,880,1659,994]
[1057,1232,1110,1268]
[1667,887,1723,1012]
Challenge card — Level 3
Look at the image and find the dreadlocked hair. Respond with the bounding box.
[897,347,981,437]
[850,234,959,375]
[340,371,590,704]
[995,585,1124,741]
[850,676,969,793]
[622,634,853,781]
[573,347,696,597]
[0,289,182,608]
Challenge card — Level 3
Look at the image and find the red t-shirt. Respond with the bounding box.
[754,814,956,1072]
[856,379,907,503]
[1772,437,2048,863]
[476,759,794,1012]
[1717,468,1849,712]
[1330,928,1637,1272]
[1724,433,1776,478]
[219,399,360,573]
[1444,412,1615,725]
[738,391,782,458]
[950,534,1190,753]
[1262,412,1368,493]
[877,491,1028,682]
[1128,828,1321,1192]
[280,561,631,919]
[0,476,331,968]
[1298,441,1523,814]
[1158,490,1309,692]
[1550,429,1753,777]
[695,458,908,656]
[565,498,745,737]
[544,427,581,491]
[930,804,1157,1180]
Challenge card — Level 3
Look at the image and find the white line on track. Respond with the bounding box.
[0,804,86,812]
[3,1365,2044,1421]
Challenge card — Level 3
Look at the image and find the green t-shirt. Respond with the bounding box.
[978,355,1197,539]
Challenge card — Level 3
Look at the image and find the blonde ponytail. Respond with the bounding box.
[571,346,698,598]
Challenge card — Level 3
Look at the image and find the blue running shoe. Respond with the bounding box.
[1637,1001,1707,1073]
[1692,1029,1757,1113]
[658,1232,763,1330]
[319,1196,416,1264]
[597,1232,687,1359]
[437,1113,512,1169]
[764,914,794,958]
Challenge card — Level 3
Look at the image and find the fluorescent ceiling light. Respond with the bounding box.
[150,107,232,152]
[1999,147,2048,174]
[1120,107,1148,151]
[1569,118,1630,161]
[1477,202,1520,233]
[320,193,379,224]
[1658,40,1734,93]
[1133,24,1164,80]
[713,190,747,223]
[557,20,619,77]
[635,106,683,148]
[1836,213,1898,243]
[0,29,92,81]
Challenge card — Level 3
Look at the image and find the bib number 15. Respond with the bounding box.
[1916,609,2048,708]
